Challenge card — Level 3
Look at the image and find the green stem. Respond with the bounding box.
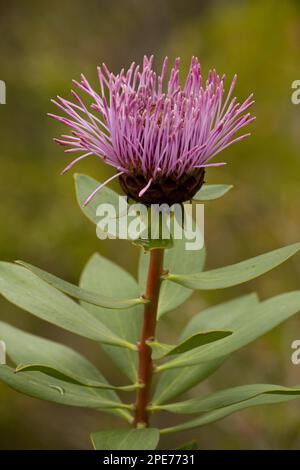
[133,248,164,427]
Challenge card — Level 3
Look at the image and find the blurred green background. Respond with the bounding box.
[1,0,300,449]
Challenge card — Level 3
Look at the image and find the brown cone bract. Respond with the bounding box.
[119,169,205,205]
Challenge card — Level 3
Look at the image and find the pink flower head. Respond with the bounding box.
[49,56,255,205]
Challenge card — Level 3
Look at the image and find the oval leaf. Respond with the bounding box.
[0,263,136,350]
[152,294,259,405]
[90,428,160,450]
[0,365,132,420]
[80,253,143,382]
[182,293,259,339]
[0,321,135,397]
[74,173,125,230]
[193,184,233,201]
[149,330,232,359]
[0,365,132,423]
[0,322,132,420]
[157,291,300,372]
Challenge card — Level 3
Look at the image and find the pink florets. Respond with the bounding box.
[49,56,255,205]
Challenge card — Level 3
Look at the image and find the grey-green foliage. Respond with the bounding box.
[79,253,143,382]
[193,184,233,201]
[161,388,300,434]
[1,177,300,449]
[156,291,300,372]
[91,428,160,450]
[165,242,300,290]
[0,262,136,350]
[0,323,132,422]
[153,293,259,405]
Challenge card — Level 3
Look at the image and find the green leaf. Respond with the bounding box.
[164,242,300,290]
[0,322,132,420]
[91,428,160,450]
[177,441,198,450]
[152,294,258,405]
[181,293,259,339]
[155,383,300,414]
[75,173,173,250]
[149,330,232,359]
[0,365,132,420]
[153,359,225,406]
[160,386,300,434]
[80,253,142,382]
[0,321,135,391]
[74,173,125,231]
[15,364,138,391]
[193,184,233,201]
[139,223,206,318]
[0,262,136,350]
[157,291,300,372]
[17,260,145,309]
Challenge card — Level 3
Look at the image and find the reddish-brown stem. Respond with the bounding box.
[133,248,164,427]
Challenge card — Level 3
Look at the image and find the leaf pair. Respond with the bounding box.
[0,262,138,350]
[0,255,147,423]
[0,251,149,395]
[2,174,300,448]
[156,290,300,372]
[152,290,300,434]
[0,248,235,434]
[152,293,258,405]
[160,384,300,434]
[0,322,132,422]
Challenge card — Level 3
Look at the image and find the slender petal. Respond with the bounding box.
[51,56,254,203]
[83,171,124,206]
